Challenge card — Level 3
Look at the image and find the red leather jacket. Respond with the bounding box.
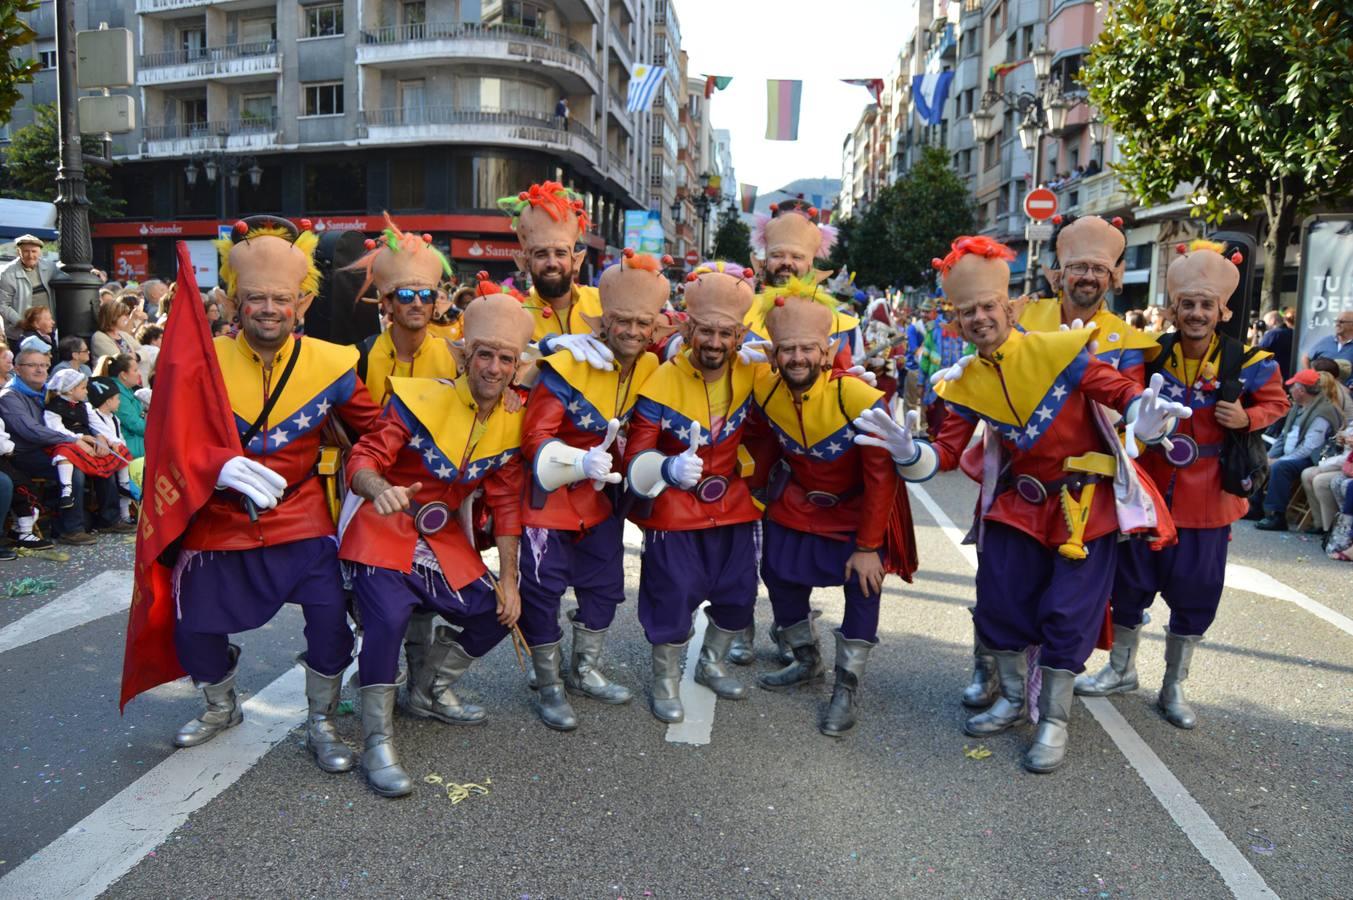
[521,351,659,531]
[340,377,523,588]
[182,333,381,552]
[623,352,762,531]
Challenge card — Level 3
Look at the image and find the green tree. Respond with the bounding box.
[0,104,123,218]
[1085,0,1353,311]
[712,207,752,265]
[0,0,40,126]
[840,146,975,288]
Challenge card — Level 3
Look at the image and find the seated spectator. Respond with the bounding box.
[18,334,51,358]
[107,353,146,458]
[43,369,136,529]
[20,305,56,350]
[0,349,119,544]
[1310,357,1353,423]
[90,299,139,359]
[0,412,53,558]
[1302,425,1353,533]
[0,348,12,387]
[121,292,149,336]
[1258,369,1343,531]
[209,318,230,337]
[204,296,223,323]
[135,324,163,384]
[140,278,169,319]
[1126,309,1147,330]
[52,336,93,378]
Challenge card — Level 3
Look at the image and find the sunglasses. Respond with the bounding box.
[389,288,436,305]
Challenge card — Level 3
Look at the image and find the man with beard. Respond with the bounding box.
[498,181,614,371]
[171,216,383,773]
[852,235,1189,772]
[1075,241,1287,730]
[518,250,675,730]
[350,215,460,407]
[339,290,533,796]
[623,261,763,723]
[750,288,928,735]
[953,215,1163,712]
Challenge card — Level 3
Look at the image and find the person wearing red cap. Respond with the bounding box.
[1256,366,1341,531]
[516,250,674,731]
[855,235,1189,772]
[1077,240,1289,731]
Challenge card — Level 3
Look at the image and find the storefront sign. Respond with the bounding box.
[450,238,520,261]
[112,243,149,280]
[1295,215,1353,364]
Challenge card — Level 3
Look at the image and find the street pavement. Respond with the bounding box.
[0,471,1349,899]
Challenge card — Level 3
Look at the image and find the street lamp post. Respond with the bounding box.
[185,144,263,222]
[968,42,1095,295]
[47,0,103,337]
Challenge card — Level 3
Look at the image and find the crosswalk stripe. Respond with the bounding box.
[0,665,308,900]
[910,483,1276,899]
[0,570,133,655]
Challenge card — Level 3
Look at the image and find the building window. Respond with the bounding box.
[39,49,56,69]
[391,160,425,210]
[501,1,544,28]
[181,97,208,132]
[305,161,366,212]
[240,93,274,128]
[987,1,1004,44]
[239,16,276,43]
[1022,25,1035,57]
[983,133,1001,170]
[305,4,343,38]
[302,82,344,117]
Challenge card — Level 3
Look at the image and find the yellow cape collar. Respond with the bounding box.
[219,332,358,431]
[1019,296,1160,361]
[539,350,658,430]
[935,328,1095,433]
[387,376,522,482]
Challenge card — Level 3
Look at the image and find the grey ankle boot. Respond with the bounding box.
[1023,667,1076,773]
[694,623,749,700]
[725,622,755,666]
[359,681,413,798]
[298,653,355,773]
[531,641,578,731]
[1074,624,1141,696]
[820,631,875,736]
[564,612,632,704]
[961,625,998,709]
[650,641,688,723]
[963,648,1028,736]
[174,644,244,748]
[757,618,825,690]
[1159,630,1201,729]
[406,626,487,725]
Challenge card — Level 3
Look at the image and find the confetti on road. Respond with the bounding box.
[963,744,992,760]
[4,577,57,598]
[424,774,492,804]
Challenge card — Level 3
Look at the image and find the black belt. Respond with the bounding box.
[1009,472,1104,505]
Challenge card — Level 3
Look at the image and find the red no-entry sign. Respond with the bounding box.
[1024,188,1058,221]
[685,250,700,266]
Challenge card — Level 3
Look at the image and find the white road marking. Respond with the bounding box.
[1225,563,1353,638]
[0,570,132,655]
[0,665,308,900]
[622,520,644,549]
[664,604,717,746]
[910,483,1278,900]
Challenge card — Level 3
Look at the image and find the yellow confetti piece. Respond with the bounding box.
[424,774,493,804]
[963,744,992,760]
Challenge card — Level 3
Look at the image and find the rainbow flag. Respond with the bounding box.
[765,80,802,141]
[740,184,758,213]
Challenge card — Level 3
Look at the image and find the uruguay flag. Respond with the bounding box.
[912,71,954,126]
[627,64,667,112]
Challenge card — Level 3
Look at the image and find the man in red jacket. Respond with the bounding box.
[751,291,928,735]
[854,236,1190,773]
[1076,241,1289,730]
[623,261,762,724]
[340,290,534,797]
[172,216,382,776]
[518,250,672,730]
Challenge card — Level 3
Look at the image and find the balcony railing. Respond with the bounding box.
[142,116,278,142]
[135,0,216,12]
[360,106,598,152]
[359,22,597,78]
[140,40,277,70]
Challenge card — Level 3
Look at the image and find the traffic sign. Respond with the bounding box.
[1024,188,1058,221]
[684,250,700,266]
[1025,221,1054,242]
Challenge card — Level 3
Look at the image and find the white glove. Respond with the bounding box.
[580,418,623,489]
[928,354,975,386]
[1125,372,1194,459]
[852,407,920,465]
[664,429,705,489]
[546,332,614,370]
[737,338,772,365]
[664,333,685,361]
[1060,318,1099,354]
[216,456,287,509]
[844,365,878,387]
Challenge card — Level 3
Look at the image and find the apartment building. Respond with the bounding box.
[6,0,656,281]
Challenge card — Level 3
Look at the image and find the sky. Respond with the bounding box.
[670,0,915,196]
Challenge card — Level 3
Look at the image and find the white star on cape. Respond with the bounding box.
[292,410,313,430]
[269,427,289,446]
[435,464,452,479]
[316,398,332,416]
[409,434,424,449]
[1051,384,1067,401]
[1034,405,1053,422]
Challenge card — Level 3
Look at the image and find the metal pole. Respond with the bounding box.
[48,0,102,336]
[1023,122,1043,296]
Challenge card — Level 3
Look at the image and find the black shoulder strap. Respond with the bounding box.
[1145,333,1178,381]
[356,333,379,385]
[837,377,850,423]
[240,339,302,448]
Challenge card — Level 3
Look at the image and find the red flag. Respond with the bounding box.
[120,241,242,711]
